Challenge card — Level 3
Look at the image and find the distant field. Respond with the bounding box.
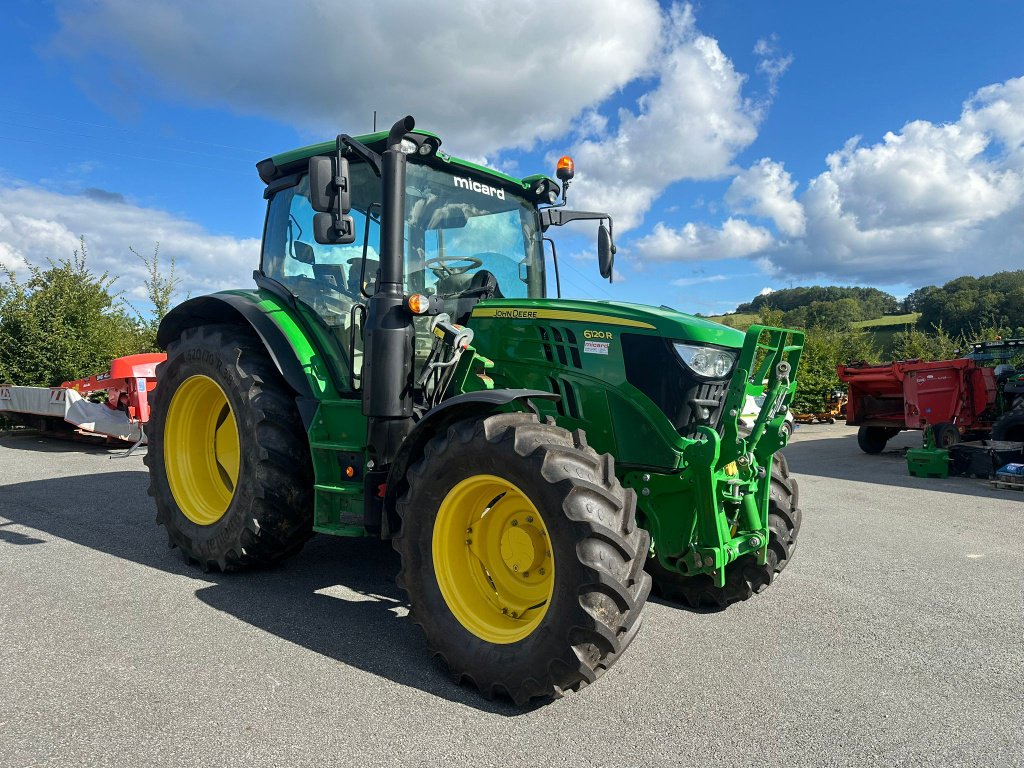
[851,312,921,329]
[703,311,922,333]
[703,312,758,329]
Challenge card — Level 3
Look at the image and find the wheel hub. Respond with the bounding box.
[433,474,555,643]
[163,374,240,526]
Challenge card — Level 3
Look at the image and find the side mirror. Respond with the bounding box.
[426,207,468,231]
[313,212,356,245]
[309,155,351,214]
[292,241,315,265]
[598,223,615,281]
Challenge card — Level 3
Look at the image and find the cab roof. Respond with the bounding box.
[257,128,551,195]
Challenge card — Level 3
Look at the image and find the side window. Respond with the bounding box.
[260,166,382,390]
[261,171,382,302]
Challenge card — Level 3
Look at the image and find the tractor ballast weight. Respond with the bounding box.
[146,116,805,705]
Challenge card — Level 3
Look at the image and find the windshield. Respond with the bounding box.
[403,162,545,306]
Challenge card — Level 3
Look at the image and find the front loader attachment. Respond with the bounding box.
[626,325,804,588]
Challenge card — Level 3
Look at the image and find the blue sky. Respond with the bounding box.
[2,1,1023,316]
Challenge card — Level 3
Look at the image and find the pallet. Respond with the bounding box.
[991,478,1024,492]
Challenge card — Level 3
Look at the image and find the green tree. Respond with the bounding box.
[792,326,876,413]
[0,237,149,387]
[130,242,182,349]
[889,325,961,361]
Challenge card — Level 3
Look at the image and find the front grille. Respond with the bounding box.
[622,335,730,437]
[537,326,582,368]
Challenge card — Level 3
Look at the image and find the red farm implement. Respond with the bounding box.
[838,338,1024,454]
[1,353,165,447]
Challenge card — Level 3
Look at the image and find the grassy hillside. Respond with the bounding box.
[703,312,757,329]
[703,311,923,354]
[850,312,920,329]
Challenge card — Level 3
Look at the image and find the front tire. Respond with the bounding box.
[393,412,651,705]
[144,324,314,571]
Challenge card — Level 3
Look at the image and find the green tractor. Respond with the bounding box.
[145,116,804,705]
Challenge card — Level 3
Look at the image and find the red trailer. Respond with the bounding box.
[838,358,997,453]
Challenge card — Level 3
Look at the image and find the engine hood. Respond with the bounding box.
[471,298,745,348]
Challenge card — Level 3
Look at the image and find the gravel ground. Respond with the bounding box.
[1,423,1022,768]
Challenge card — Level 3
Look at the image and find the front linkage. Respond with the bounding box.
[624,325,804,589]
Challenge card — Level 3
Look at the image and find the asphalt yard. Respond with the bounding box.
[1,423,1021,767]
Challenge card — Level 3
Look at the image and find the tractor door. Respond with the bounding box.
[260,166,382,387]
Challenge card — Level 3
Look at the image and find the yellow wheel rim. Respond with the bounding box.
[164,375,240,526]
[432,474,555,644]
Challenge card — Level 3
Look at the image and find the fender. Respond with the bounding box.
[381,389,560,536]
[157,291,329,428]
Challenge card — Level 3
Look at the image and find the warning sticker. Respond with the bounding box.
[584,341,610,355]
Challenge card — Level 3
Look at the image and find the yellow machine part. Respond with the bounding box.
[163,374,240,525]
[432,474,555,644]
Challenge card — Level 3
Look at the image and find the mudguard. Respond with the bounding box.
[382,389,559,534]
[157,292,322,427]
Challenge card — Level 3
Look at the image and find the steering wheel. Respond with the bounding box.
[424,255,483,278]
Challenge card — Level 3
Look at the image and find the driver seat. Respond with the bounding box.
[452,270,503,324]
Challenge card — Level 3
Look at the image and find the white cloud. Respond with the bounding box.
[51,0,663,160]
[644,75,1024,286]
[765,75,1024,283]
[671,273,727,287]
[753,34,793,97]
[0,186,258,307]
[759,286,775,296]
[725,158,805,236]
[633,218,773,262]
[566,3,763,230]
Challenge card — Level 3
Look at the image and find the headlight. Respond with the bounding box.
[673,343,737,379]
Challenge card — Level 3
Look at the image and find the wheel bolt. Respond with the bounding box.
[526,516,534,523]
[523,572,529,578]
[511,520,518,527]
[512,564,519,571]
[465,539,472,545]
[539,568,545,575]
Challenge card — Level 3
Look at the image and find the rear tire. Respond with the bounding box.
[393,412,651,706]
[932,422,960,449]
[858,425,896,454]
[144,324,314,572]
[992,409,1024,442]
[647,453,801,610]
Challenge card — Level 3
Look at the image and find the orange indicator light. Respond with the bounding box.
[407,294,429,314]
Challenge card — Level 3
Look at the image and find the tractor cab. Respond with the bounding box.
[257,129,560,389]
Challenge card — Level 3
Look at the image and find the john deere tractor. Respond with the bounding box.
[145,116,804,705]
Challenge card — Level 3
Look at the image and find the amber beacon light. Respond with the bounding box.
[556,155,575,181]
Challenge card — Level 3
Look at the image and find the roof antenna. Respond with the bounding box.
[373,110,377,132]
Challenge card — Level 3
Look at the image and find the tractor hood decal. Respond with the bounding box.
[471,299,744,347]
[471,306,654,329]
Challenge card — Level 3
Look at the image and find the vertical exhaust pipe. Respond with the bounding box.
[363,116,416,464]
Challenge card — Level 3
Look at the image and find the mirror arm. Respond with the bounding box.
[539,208,612,231]
[338,134,382,177]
